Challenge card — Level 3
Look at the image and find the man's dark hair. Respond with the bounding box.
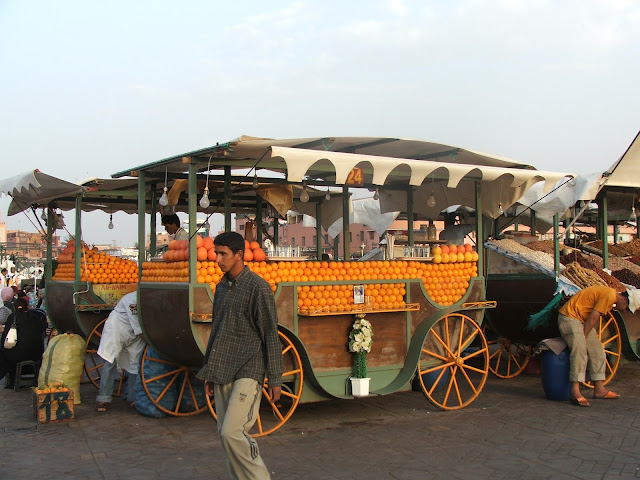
[161,214,180,227]
[214,232,245,254]
[1,268,7,274]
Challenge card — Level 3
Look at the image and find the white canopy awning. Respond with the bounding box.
[605,130,640,188]
[0,170,83,216]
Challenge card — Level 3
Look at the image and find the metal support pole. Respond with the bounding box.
[342,185,350,260]
[273,216,279,245]
[407,188,414,247]
[74,195,83,285]
[149,184,157,257]
[256,199,262,247]
[137,172,147,272]
[475,182,484,277]
[530,210,537,235]
[224,166,231,232]
[45,205,53,310]
[553,214,560,278]
[188,162,198,284]
[316,201,323,259]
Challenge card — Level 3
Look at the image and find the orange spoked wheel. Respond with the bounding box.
[84,318,126,395]
[417,313,489,410]
[139,345,208,416]
[487,337,531,379]
[582,312,621,389]
[206,331,304,437]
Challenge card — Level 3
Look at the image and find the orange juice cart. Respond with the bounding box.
[109,135,571,435]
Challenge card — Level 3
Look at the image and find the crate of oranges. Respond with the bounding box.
[33,382,75,424]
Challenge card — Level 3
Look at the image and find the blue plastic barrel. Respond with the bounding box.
[540,348,571,401]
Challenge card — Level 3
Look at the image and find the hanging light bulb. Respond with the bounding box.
[427,192,436,208]
[200,186,210,208]
[40,209,47,221]
[159,165,169,206]
[325,188,331,200]
[108,214,114,230]
[373,188,379,201]
[426,174,436,207]
[159,187,169,206]
[253,171,259,188]
[300,182,310,203]
[499,203,504,216]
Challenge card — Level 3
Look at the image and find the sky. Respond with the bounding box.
[1,0,639,247]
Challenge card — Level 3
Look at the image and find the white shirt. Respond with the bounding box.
[174,227,189,241]
[97,292,145,374]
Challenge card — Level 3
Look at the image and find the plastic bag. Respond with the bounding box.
[3,325,17,349]
[39,333,86,404]
[135,346,179,418]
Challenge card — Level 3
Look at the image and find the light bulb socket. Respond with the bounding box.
[253,173,259,188]
[373,188,379,201]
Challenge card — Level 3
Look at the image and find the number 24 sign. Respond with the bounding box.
[346,167,364,186]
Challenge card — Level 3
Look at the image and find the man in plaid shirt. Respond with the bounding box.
[198,232,283,479]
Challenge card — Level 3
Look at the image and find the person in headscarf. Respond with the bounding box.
[0,297,46,389]
[0,287,13,331]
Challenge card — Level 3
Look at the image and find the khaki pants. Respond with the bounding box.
[557,313,606,383]
[214,378,270,480]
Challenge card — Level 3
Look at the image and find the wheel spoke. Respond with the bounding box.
[420,362,455,375]
[429,329,456,358]
[421,348,449,363]
[144,367,185,383]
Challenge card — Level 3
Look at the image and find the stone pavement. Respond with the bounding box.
[1,362,639,480]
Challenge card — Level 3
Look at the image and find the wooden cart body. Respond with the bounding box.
[138,275,489,403]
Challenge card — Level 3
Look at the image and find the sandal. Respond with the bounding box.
[96,401,110,412]
[570,396,590,407]
[594,391,620,400]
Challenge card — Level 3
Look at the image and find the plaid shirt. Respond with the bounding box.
[197,266,283,387]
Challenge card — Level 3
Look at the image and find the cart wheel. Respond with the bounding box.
[206,331,304,437]
[417,313,489,410]
[581,312,621,389]
[487,338,531,379]
[84,318,125,396]
[139,344,208,416]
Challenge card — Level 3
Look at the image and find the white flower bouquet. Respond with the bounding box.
[348,314,373,378]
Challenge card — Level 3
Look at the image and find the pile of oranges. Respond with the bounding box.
[431,244,478,264]
[297,283,408,314]
[142,246,479,307]
[53,241,138,284]
[141,261,190,283]
[33,382,70,394]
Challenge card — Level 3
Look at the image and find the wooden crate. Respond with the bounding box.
[34,390,75,424]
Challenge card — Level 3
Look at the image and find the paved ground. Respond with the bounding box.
[1,362,639,480]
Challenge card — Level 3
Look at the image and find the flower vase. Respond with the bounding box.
[350,377,371,397]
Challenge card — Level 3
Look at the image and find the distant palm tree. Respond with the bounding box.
[62,234,75,247]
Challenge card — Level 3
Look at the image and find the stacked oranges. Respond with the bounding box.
[53,243,139,284]
[142,248,479,307]
[431,244,479,264]
[141,261,189,282]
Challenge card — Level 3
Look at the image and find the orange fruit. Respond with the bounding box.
[252,248,266,262]
[244,249,254,261]
[249,241,260,250]
[197,247,208,261]
[207,249,217,261]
